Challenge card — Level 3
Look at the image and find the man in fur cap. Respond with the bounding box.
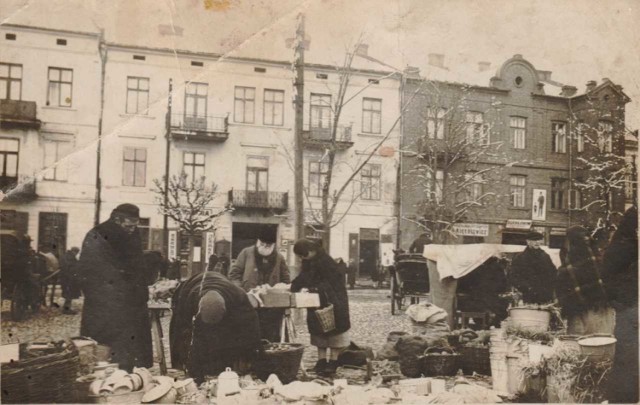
[79,204,157,371]
[508,231,557,304]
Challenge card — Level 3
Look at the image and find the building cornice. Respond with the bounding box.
[1,23,100,39]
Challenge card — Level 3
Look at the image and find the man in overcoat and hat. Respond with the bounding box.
[79,204,157,371]
[229,227,290,342]
[509,231,557,304]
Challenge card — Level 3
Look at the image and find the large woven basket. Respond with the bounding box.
[420,347,460,377]
[254,342,304,384]
[460,345,491,376]
[1,343,80,403]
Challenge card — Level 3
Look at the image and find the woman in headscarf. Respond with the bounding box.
[169,271,261,383]
[555,225,613,335]
[291,239,351,376]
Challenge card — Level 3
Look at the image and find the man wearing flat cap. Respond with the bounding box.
[508,231,557,304]
[79,204,157,371]
[229,227,290,342]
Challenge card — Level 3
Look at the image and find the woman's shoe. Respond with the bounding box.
[312,359,327,373]
[322,360,339,375]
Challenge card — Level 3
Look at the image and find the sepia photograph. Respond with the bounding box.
[0,0,638,403]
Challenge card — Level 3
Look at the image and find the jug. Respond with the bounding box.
[216,367,241,397]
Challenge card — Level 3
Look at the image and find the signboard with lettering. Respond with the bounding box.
[205,232,214,263]
[452,223,490,237]
[168,230,177,261]
[532,189,547,221]
[505,219,532,230]
[550,227,567,236]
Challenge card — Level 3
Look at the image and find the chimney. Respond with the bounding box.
[355,43,369,57]
[478,61,491,72]
[586,80,597,92]
[560,85,577,97]
[602,77,611,83]
[403,66,421,79]
[538,70,554,82]
[428,53,445,69]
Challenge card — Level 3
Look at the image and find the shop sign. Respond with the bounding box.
[452,223,489,237]
[550,227,567,236]
[532,226,546,235]
[168,230,177,260]
[205,232,215,262]
[505,219,532,230]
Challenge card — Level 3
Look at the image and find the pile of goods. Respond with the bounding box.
[148,279,180,307]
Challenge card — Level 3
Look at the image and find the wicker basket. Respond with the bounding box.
[420,347,461,377]
[460,345,491,376]
[1,343,80,404]
[313,304,336,333]
[254,342,304,384]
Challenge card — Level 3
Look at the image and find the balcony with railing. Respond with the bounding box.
[1,176,37,202]
[169,112,229,142]
[228,189,288,212]
[0,99,41,129]
[302,124,354,150]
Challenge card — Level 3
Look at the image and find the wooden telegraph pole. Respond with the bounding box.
[293,14,306,244]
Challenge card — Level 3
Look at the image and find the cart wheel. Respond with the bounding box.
[11,284,28,321]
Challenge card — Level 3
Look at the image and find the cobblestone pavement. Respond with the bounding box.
[1,287,413,374]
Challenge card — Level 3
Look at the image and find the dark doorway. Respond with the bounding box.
[359,240,379,278]
[232,222,278,259]
[38,212,67,257]
[348,233,359,274]
[549,235,565,249]
[501,231,528,246]
[462,236,485,244]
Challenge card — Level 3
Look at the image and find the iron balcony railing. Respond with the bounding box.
[228,189,288,211]
[2,176,37,202]
[170,112,229,134]
[304,124,353,142]
[0,99,41,129]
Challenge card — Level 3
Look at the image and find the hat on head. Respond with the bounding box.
[257,227,277,244]
[525,231,544,241]
[112,203,140,219]
[199,290,226,324]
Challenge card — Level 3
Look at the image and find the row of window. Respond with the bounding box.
[509,175,582,210]
[1,63,72,107]
[0,138,72,185]
[1,62,385,134]
[123,147,384,200]
[424,106,615,153]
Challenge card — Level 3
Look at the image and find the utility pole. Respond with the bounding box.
[94,29,107,226]
[293,14,306,245]
[163,79,173,256]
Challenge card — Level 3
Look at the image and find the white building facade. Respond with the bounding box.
[1,23,402,277]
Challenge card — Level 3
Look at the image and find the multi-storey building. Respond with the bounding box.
[400,55,630,249]
[0,24,101,255]
[0,22,401,278]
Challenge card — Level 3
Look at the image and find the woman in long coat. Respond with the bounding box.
[291,239,351,376]
[555,226,613,335]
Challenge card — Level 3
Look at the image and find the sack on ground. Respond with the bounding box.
[376,342,399,361]
[338,341,375,366]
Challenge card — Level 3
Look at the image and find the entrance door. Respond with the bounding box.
[38,212,67,256]
[348,233,359,275]
[358,228,380,279]
[231,222,278,259]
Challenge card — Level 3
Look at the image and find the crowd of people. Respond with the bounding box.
[5,201,636,402]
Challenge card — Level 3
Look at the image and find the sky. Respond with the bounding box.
[1,0,639,128]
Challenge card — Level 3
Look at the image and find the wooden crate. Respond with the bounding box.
[290,293,320,308]
[260,292,292,307]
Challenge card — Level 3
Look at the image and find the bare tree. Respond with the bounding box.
[153,172,229,277]
[407,83,508,243]
[292,42,410,250]
[569,94,630,232]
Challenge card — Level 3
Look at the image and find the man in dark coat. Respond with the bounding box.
[601,206,638,403]
[59,246,81,314]
[508,231,557,304]
[169,271,261,383]
[79,204,156,372]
